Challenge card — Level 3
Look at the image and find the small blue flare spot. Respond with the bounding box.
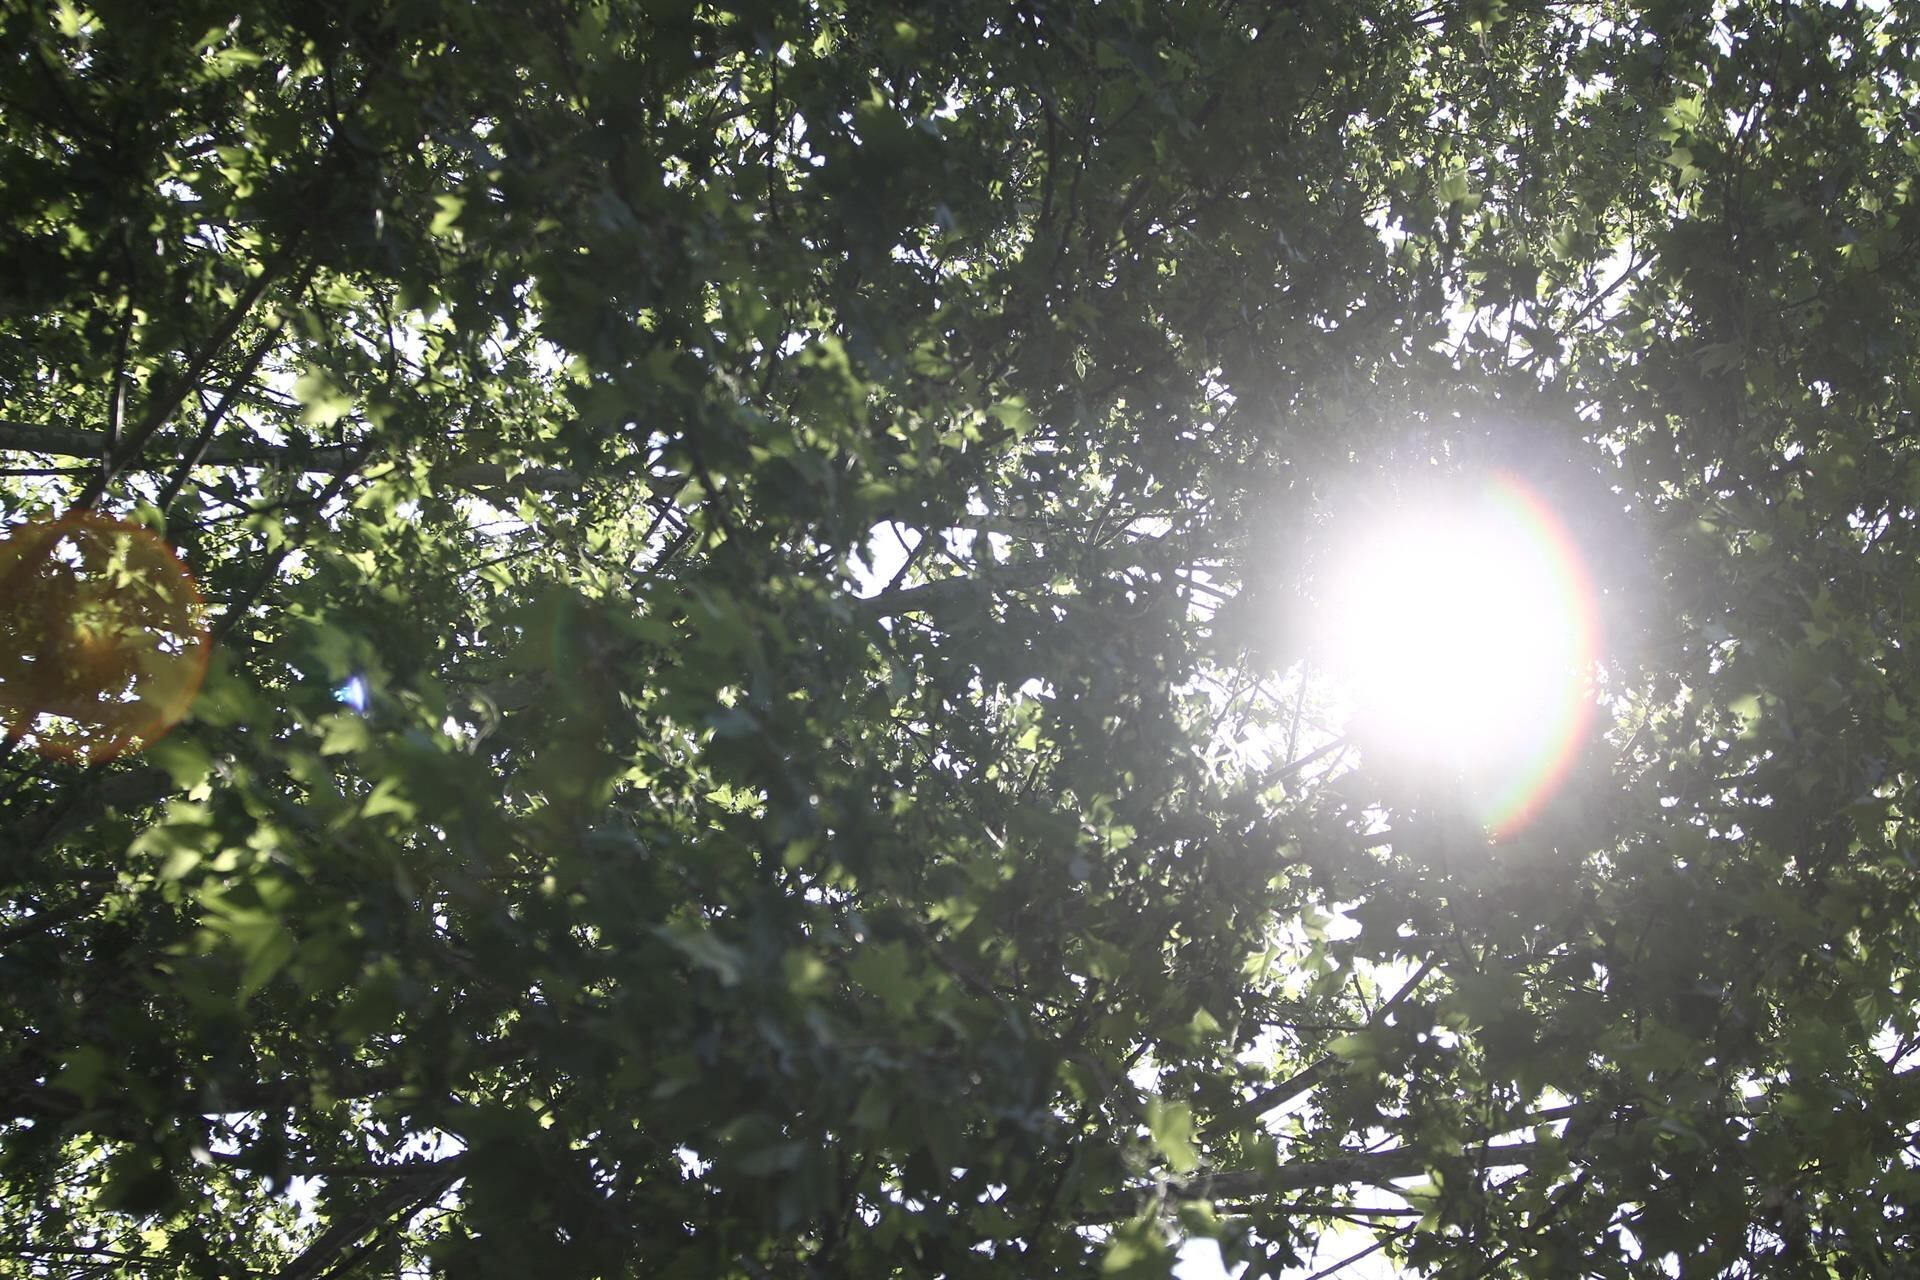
[335,675,369,713]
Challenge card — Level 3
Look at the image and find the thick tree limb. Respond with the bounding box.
[268,1154,467,1280]
[852,568,1052,620]
[1086,1140,1548,1224]
[0,420,581,494]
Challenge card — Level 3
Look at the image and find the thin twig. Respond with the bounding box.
[1300,1228,1400,1280]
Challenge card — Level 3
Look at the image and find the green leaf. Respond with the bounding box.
[361,777,416,821]
[146,734,213,790]
[848,940,918,1014]
[53,1045,115,1105]
[430,194,465,237]
[1146,1098,1199,1174]
[656,923,745,986]
[783,950,831,997]
[1327,1031,1378,1061]
[317,712,371,755]
[1102,1219,1173,1278]
[1435,167,1473,205]
[204,905,296,1000]
[987,401,1036,438]
[295,365,353,427]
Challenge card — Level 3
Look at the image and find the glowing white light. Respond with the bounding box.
[1317,477,1595,826]
[335,674,370,713]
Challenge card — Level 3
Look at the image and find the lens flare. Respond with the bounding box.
[0,513,211,765]
[336,675,370,713]
[1318,472,1599,836]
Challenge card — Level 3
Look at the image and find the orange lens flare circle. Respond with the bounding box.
[0,513,211,765]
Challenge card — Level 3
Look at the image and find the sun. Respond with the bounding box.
[1316,472,1598,835]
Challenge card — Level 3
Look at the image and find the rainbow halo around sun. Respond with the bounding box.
[1317,472,1599,837]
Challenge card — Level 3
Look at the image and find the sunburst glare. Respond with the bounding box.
[1317,472,1598,836]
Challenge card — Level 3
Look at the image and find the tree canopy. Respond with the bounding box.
[5,0,1920,1276]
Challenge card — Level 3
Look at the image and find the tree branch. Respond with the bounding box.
[0,421,581,494]
[73,236,307,511]
[851,562,1059,620]
[1090,1140,1549,1223]
[268,1155,467,1280]
[1214,954,1438,1134]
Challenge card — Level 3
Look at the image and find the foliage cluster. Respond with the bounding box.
[4,1,1920,1276]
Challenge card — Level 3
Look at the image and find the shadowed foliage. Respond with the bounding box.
[5,1,1920,1276]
